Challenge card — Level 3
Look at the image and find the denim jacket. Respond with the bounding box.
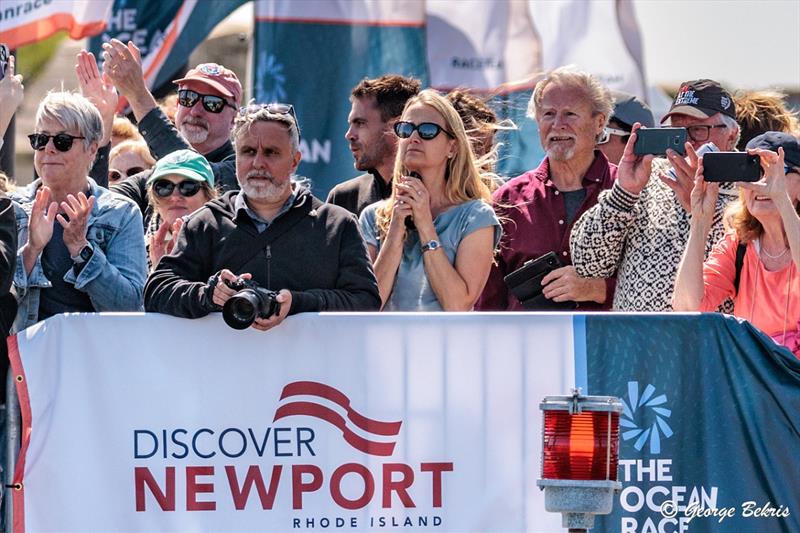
[11,178,148,332]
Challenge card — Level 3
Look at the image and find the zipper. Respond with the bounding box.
[266,245,272,290]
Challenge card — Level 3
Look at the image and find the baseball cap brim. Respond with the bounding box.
[173,77,236,100]
[660,105,719,124]
[147,168,210,186]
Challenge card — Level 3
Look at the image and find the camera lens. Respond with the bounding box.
[222,291,260,330]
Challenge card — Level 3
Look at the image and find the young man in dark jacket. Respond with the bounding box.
[145,105,380,330]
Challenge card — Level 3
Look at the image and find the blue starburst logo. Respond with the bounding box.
[620,381,673,454]
[256,52,287,104]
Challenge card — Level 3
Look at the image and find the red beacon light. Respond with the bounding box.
[537,389,623,532]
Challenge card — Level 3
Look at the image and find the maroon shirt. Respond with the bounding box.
[476,151,617,311]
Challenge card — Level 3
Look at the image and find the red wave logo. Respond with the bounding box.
[273,381,402,456]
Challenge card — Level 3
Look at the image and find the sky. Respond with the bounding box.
[633,0,800,90]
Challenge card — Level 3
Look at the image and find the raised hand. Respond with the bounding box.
[149,217,184,267]
[617,123,655,196]
[27,186,57,253]
[76,49,118,145]
[690,160,719,231]
[0,55,24,138]
[661,142,699,211]
[101,39,156,120]
[740,148,790,205]
[395,174,434,231]
[56,192,95,257]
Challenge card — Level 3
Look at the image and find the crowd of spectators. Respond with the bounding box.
[0,40,798,359]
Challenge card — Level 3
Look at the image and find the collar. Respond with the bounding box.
[534,150,612,189]
[234,184,300,229]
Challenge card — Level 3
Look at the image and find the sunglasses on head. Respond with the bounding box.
[177,89,235,114]
[152,179,204,198]
[394,121,454,140]
[238,102,301,137]
[109,167,145,182]
[28,133,85,152]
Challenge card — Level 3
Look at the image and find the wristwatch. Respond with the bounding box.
[71,243,94,265]
[421,239,441,253]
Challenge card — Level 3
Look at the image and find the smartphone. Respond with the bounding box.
[0,44,9,81]
[404,171,423,231]
[702,152,762,182]
[634,127,687,156]
[503,252,563,303]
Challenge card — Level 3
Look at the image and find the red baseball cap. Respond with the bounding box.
[173,63,242,106]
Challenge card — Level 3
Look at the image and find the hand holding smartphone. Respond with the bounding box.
[0,44,9,81]
[403,171,422,231]
[633,127,687,156]
[702,152,763,182]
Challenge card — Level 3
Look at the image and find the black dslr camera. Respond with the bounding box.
[222,278,281,330]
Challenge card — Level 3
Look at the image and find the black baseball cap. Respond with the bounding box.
[746,131,800,168]
[661,79,736,124]
[611,91,655,129]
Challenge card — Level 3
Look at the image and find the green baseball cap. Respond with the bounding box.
[147,149,214,187]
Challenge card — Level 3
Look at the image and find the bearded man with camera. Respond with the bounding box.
[144,105,381,331]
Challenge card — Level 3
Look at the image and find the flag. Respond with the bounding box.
[88,0,247,95]
[0,0,112,49]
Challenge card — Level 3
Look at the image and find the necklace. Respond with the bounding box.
[761,246,789,260]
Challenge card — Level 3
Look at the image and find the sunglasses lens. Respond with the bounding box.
[178,90,199,108]
[418,123,440,140]
[109,170,122,182]
[53,134,75,151]
[394,122,413,138]
[153,180,175,198]
[202,96,226,113]
[126,167,145,177]
[178,181,202,197]
[28,134,47,150]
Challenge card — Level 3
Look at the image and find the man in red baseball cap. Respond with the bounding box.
[102,40,243,224]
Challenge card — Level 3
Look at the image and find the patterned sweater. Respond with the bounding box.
[570,159,737,312]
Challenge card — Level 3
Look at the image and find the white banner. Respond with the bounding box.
[9,312,580,532]
[0,0,112,49]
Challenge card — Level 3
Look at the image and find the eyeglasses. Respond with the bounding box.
[152,179,204,198]
[177,89,236,114]
[109,167,145,182]
[685,124,727,142]
[238,102,300,137]
[28,133,86,152]
[394,121,454,140]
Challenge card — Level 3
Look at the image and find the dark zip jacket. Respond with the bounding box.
[144,188,380,318]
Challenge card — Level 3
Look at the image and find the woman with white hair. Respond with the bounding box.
[11,91,147,330]
[359,89,501,311]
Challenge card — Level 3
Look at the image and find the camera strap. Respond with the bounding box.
[222,197,315,275]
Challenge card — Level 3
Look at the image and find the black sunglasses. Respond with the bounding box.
[177,89,236,114]
[238,102,301,138]
[394,121,454,140]
[152,179,204,198]
[109,167,145,182]
[28,133,86,152]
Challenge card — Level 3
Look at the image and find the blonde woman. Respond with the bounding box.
[359,90,501,311]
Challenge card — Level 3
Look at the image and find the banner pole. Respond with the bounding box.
[5,368,19,530]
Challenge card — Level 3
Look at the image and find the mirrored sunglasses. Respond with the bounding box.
[394,121,454,140]
[28,133,86,152]
[177,89,235,114]
[152,179,203,198]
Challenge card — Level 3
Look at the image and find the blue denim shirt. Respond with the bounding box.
[11,178,148,331]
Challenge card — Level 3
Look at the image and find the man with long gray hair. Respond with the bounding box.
[11,91,147,331]
[145,104,380,331]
